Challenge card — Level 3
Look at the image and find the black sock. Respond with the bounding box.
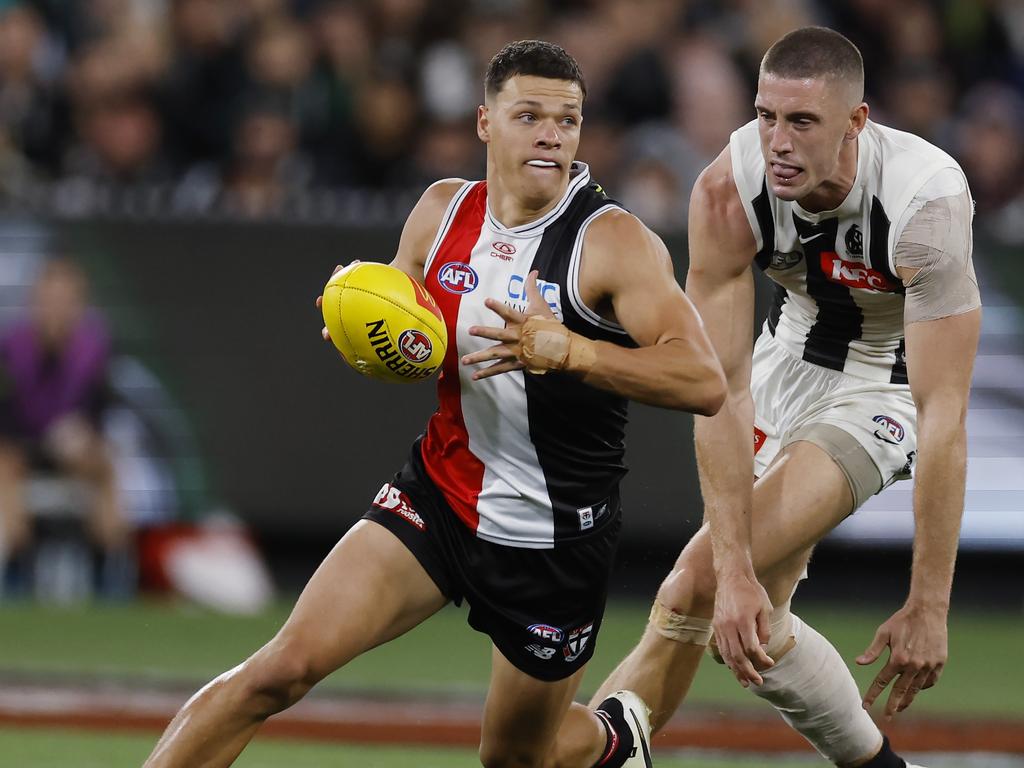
[855,735,906,768]
[591,697,635,768]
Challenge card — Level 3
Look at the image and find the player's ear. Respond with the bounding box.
[477,104,491,143]
[845,102,868,142]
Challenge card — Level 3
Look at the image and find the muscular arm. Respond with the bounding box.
[389,178,466,279]
[570,210,726,413]
[686,148,774,684]
[859,186,981,715]
[464,209,726,414]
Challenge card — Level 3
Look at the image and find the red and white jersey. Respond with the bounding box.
[420,163,635,549]
[730,119,967,383]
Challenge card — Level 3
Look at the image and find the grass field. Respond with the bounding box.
[0,598,1022,766]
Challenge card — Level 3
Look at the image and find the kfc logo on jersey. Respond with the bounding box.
[528,623,564,643]
[563,622,593,662]
[397,329,433,363]
[438,262,478,294]
[372,483,426,531]
[873,415,905,444]
[821,253,898,292]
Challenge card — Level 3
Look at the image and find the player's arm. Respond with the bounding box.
[859,187,981,715]
[462,209,727,413]
[687,148,775,686]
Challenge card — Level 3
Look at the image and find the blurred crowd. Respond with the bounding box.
[0,0,1023,236]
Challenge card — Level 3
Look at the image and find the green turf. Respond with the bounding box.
[1,599,1022,716]
[0,726,824,767]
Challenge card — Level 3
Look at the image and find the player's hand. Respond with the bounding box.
[857,602,948,717]
[462,270,557,380]
[713,570,775,687]
[316,261,359,342]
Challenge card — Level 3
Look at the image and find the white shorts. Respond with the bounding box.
[750,333,917,494]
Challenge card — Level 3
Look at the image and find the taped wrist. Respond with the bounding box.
[520,316,596,375]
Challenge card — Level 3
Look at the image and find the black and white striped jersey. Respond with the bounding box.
[730,119,966,383]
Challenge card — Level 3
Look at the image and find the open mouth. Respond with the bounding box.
[771,162,802,181]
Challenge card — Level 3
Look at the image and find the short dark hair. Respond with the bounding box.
[484,40,586,101]
[761,27,864,102]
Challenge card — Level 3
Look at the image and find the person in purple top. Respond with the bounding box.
[0,257,127,573]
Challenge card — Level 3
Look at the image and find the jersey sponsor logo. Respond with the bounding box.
[770,250,802,270]
[528,623,564,643]
[845,224,863,256]
[753,426,768,455]
[438,262,478,294]
[507,274,563,319]
[821,253,899,292]
[492,241,516,255]
[873,415,905,444]
[798,232,827,245]
[372,483,426,531]
[397,329,433,363]
[563,622,593,662]
[525,644,556,660]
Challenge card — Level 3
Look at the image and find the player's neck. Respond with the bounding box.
[798,140,859,214]
[486,166,569,228]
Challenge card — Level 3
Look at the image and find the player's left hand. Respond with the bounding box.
[857,602,948,717]
[462,270,558,380]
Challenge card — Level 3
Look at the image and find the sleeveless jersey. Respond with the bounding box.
[730,119,966,383]
[420,163,635,549]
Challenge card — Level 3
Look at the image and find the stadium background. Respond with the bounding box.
[0,0,1022,765]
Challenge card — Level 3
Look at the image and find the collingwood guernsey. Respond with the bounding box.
[730,118,967,383]
[420,163,636,549]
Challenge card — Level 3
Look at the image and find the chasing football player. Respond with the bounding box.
[144,40,726,768]
[554,26,980,768]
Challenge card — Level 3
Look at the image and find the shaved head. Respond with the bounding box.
[761,26,864,107]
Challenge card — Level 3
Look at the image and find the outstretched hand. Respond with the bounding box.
[857,603,947,718]
[461,270,558,380]
[713,571,775,687]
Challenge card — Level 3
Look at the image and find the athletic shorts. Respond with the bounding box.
[362,439,622,682]
[750,333,917,493]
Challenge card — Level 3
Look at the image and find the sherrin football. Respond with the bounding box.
[321,262,447,383]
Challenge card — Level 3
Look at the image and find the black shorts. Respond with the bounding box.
[362,441,622,682]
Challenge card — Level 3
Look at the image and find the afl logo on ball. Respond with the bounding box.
[398,329,433,363]
[872,415,905,444]
[438,262,478,294]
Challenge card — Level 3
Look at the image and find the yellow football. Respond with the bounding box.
[321,262,447,383]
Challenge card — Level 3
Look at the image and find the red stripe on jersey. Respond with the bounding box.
[421,182,488,531]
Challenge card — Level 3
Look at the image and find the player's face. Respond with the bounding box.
[478,75,583,207]
[755,74,862,204]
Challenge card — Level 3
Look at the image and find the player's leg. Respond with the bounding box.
[144,519,448,768]
[587,439,854,730]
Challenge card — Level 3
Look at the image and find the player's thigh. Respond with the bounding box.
[480,645,586,766]
[663,438,853,606]
[271,519,448,679]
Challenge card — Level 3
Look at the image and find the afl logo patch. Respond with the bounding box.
[438,262,478,294]
[492,241,516,255]
[872,415,905,444]
[398,329,433,363]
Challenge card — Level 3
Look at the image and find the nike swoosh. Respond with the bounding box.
[798,232,827,244]
[629,710,653,767]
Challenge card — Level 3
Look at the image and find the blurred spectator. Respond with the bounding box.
[0,0,1019,229]
[0,257,131,597]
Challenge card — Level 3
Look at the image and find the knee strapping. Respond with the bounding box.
[649,601,713,645]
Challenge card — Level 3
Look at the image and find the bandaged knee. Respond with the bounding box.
[649,601,713,645]
[750,615,881,765]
